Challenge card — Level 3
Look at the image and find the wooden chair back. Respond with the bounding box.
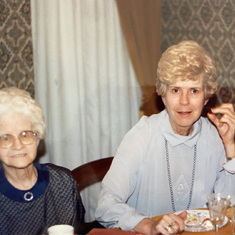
[72,156,114,191]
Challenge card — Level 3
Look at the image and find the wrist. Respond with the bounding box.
[225,142,235,161]
[134,218,154,235]
[227,156,235,161]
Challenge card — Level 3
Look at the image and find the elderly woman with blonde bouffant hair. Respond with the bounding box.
[95,40,235,235]
[0,87,84,235]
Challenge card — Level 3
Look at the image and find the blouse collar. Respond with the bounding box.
[0,163,49,203]
[160,109,202,148]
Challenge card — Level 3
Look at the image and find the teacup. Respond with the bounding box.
[47,224,74,235]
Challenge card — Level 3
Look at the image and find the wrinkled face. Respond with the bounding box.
[162,77,208,136]
[0,113,39,171]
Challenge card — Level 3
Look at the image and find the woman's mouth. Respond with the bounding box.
[11,153,26,158]
[177,111,192,117]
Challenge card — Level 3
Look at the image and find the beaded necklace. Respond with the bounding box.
[165,138,197,212]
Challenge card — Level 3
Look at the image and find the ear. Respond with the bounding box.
[204,99,209,106]
[36,139,40,148]
[162,96,166,106]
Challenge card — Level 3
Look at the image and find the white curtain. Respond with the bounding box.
[31,0,141,221]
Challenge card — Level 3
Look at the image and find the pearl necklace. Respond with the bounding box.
[165,138,197,212]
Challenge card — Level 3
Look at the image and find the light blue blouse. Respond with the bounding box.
[95,110,235,230]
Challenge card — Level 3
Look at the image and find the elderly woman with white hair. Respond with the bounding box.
[0,87,84,235]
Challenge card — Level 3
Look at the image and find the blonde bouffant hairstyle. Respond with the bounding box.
[156,40,217,99]
[0,87,46,139]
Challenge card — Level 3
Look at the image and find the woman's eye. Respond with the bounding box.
[172,88,179,93]
[192,89,199,94]
[21,132,27,138]
[3,136,9,141]
[2,135,10,141]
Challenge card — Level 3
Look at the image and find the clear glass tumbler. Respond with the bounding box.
[207,193,231,235]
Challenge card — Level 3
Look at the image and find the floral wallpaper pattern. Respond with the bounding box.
[1,0,235,104]
[0,0,34,97]
[162,0,235,105]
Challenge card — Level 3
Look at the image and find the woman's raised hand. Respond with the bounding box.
[207,103,235,158]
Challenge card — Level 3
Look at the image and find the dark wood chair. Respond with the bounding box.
[72,156,114,234]
[72,156,113,191]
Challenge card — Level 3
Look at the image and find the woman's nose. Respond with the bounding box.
[11,137,24,149]
[179,92,190,105]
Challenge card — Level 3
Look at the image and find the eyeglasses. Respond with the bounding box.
[0,131,38,149]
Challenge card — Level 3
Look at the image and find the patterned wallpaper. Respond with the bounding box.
[162,0,235,105]
[0,0,35,97]
[1,0,235,104]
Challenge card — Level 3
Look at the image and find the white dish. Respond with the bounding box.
[176,210,228,232]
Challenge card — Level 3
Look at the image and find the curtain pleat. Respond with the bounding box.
[31,0,141,221]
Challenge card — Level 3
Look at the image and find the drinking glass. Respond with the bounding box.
[207,193,231,235]
[229,196,235,235]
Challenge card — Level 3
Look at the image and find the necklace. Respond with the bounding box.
[165,138,197,212]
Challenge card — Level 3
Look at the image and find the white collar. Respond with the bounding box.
[160,109,201,148]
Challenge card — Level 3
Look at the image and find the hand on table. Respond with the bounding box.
[151,211,187,235]
[134,211,187,235]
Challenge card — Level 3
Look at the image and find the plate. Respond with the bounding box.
[180,210,228,232]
